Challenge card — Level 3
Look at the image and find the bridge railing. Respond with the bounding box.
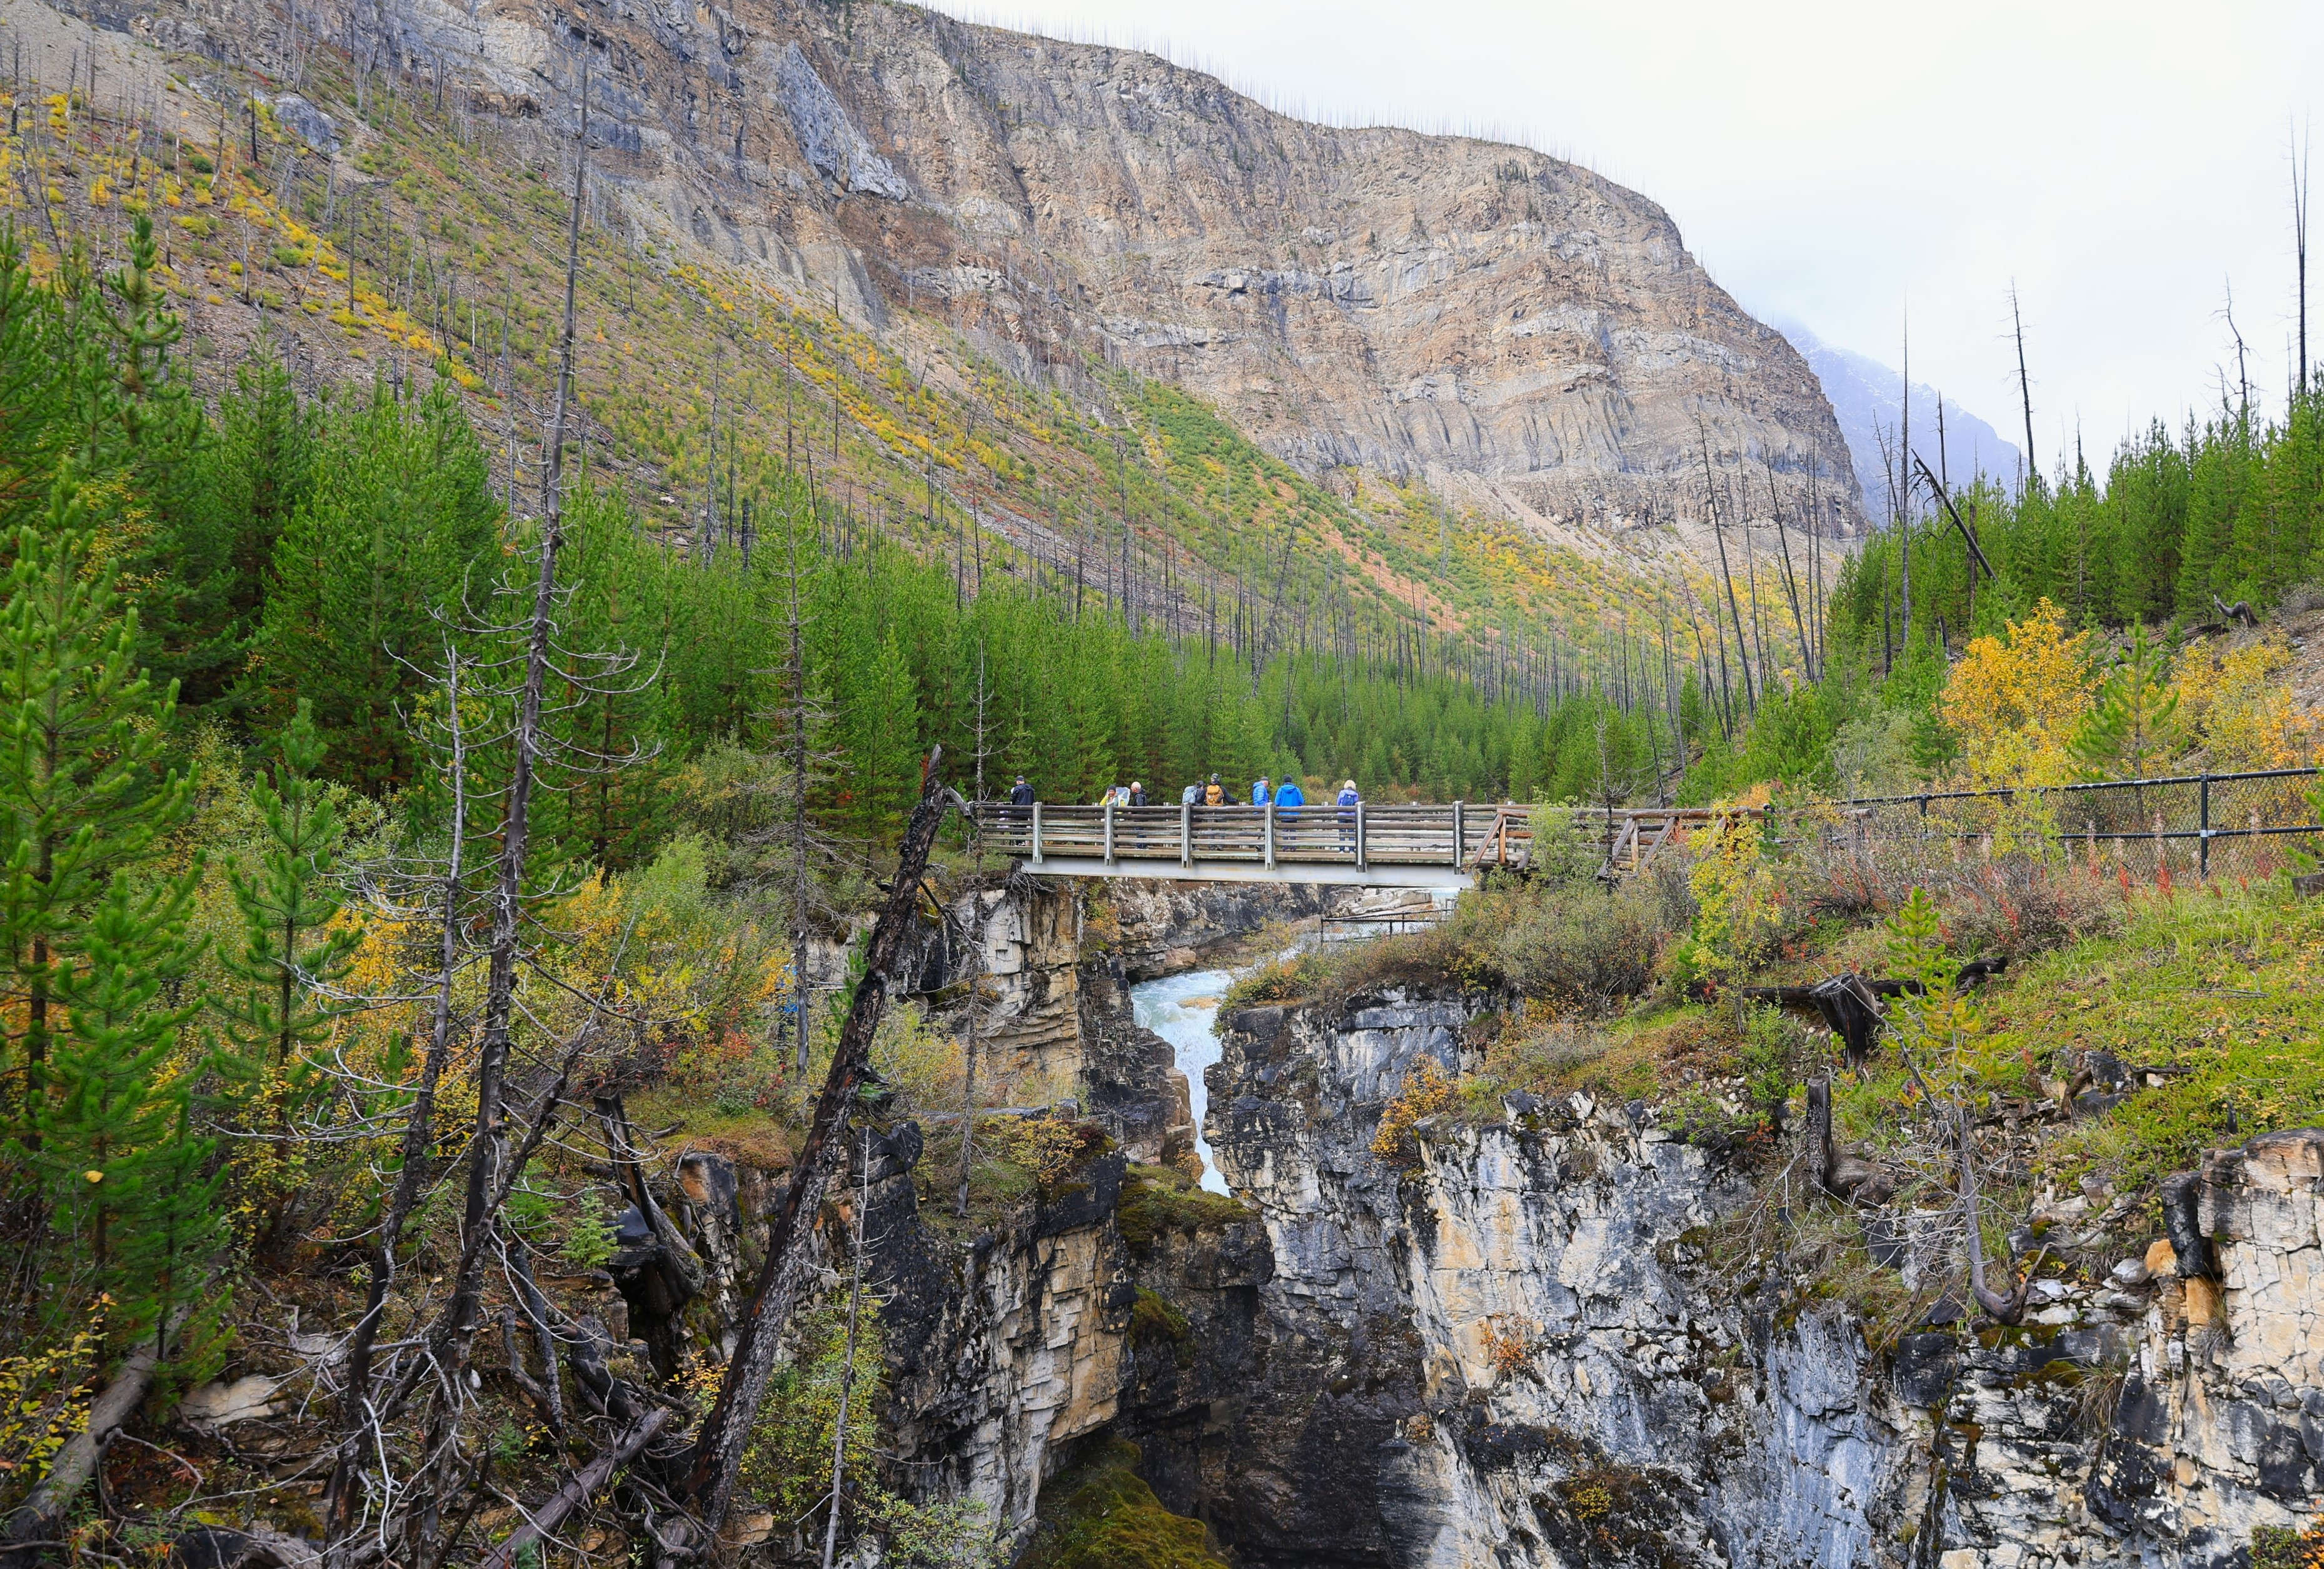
[968,801,1533,871]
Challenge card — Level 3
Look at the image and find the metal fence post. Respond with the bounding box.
[1452,801,1466,868]
[1030,802,1044,866]
[1355,801,1367,871]
[1180,802,1192,867]
[1104,801,1115,866]
[2199,772,2211,880]
[1264,802,1276,870]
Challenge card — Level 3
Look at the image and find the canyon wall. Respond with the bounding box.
[1179,986,2324,1569]
[546,876,2324,1565]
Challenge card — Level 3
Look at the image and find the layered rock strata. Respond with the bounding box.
[1175,988,2324,1568]
[142,0,1860,531]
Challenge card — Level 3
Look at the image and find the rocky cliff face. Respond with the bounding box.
[1174,988,2324,1568]
[581,890,2324,1567]
[200,0,1859,532]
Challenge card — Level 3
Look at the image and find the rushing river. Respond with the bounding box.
[1130,970,1233,1194]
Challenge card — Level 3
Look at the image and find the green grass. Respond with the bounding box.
[1959,878,2324,1191]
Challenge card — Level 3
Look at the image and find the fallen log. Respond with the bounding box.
[3,1328,171,1563]
[475,1406,673,1569]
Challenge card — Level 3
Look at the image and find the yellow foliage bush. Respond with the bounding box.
[0,1312,103,1508]
[988,1114,1096,1193]
[1372,1057,1454,1165]
[1479,1316,1533,1380]
[1679,798,1783,986]
[1941,599,2095,790]
[2174,634,2324,770]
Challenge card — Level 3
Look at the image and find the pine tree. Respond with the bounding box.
[0,223,76,533]
[211,699,360,1133]
[34,869,211,1345]
[2070,623,2182,780]
[261,378,498,791]
[0,467,191,1114]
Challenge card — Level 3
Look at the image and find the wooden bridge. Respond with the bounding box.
[967,802,1749,888]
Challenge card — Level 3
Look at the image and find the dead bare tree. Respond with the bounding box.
[1696,419,1755,713]
[2286,120,2305,409]
[685,751,962,1533]
[1763,461,1809,681]
[319,641,476,1566]
[821,1131,874,1569]
[2011,283,2039,493]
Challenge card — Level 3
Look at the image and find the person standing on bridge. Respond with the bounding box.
[1204,774,1225,807]
[1251,774,1271,808]
[1129,781,1148,808]
[1009,775,1035,808]
[1336,778,1360,853]
[1181,781,1201,806]
[1273,775,1304,852]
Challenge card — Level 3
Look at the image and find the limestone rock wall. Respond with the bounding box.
[1187,989,2324,1569]
[873,1139,1135,1544]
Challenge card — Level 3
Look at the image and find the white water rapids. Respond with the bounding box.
[1130,969,1233,1194]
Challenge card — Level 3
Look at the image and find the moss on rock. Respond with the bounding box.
[1019,1438,1231,1569]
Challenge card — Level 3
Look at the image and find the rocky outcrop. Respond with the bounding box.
[1101,880,1346,981]
[928,876,1349,1166]
[874,1127,1137,1544]
[1177,990,2324,1568]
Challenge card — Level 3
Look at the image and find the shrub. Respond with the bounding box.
[989,1115,1105,1196]
[2251,1526,2324,1569]
[1937,858,2121,963]
[1673,810,1784,990]
[1496,885,1664,1012]
[1736,1002,1806,1117]
[1372,1058,1455,1165]
[1220,949,1328,1010]
[1479,1316,1533,1380]
[1457,1018,1611,1115]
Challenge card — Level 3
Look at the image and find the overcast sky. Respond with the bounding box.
[938,0,2324,478]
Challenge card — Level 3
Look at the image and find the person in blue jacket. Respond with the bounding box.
[1336,778,1361,853]
[1274,775,1304,848]
[1251,775,1271,806]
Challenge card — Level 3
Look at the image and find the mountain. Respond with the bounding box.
[1776,319,2022,518]
[750,4,1866,534]
[131,0,1858,544]
[5,0,1854,692]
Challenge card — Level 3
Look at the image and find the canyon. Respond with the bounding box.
[605,877,2324,1566]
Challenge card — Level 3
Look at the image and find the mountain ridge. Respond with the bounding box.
[1775,317,2023,517]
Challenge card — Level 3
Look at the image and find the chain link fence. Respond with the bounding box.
[1833,767,2324,880]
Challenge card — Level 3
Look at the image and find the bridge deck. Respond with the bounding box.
[970,801,1528,887]
[967,802,1751,887]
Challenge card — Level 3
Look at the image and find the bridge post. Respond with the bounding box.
[1452,800,1465,867]
[1264,802,1276,870]
[1180,802,1192,867]
[1104,801,1116,867]
[1355,801,1367,871]
[1030,802,1044,866]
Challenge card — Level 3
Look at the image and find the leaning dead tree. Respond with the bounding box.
[686,750,962,1531]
